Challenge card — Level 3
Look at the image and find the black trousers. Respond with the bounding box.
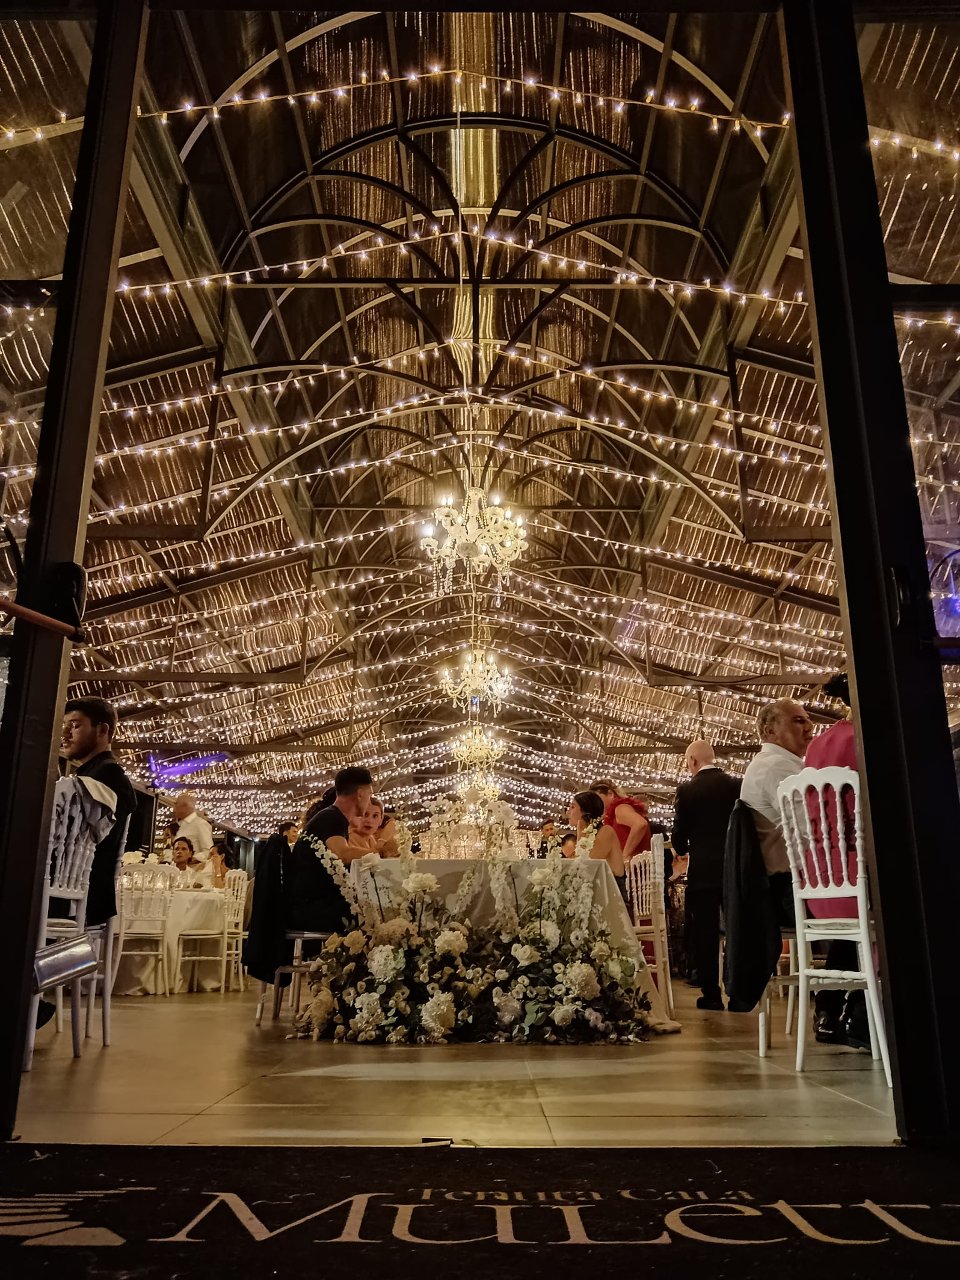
[686,885,723,998]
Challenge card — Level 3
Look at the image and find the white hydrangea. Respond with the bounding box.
[402,872,440,896]
[511,943,541,968]
[563,961,600,1000]
[367,944,405,983]
[420,991,456,1041]
[352,991,384,1034]
[372,917,413,946]
[435,928,468,958]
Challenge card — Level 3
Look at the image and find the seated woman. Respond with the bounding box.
[171,836,216,886]
[567,790,627,899]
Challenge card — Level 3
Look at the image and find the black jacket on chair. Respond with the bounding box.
[243,838,294,987]
[671,767,741,890]
[722,800,782,1011]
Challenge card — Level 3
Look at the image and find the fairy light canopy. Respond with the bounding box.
[1,9,958,834]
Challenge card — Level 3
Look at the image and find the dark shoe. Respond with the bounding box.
[814,1009,844,1044]
[696,995,725,1011]
[841,1014,871,1052]
[726,998,754,1013]
[36,1000,56,1030]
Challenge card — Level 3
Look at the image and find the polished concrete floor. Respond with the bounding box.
[12,984,897,1147]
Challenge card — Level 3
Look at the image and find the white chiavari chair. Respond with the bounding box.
[627,836,675,1016]
[24,778,114,1069]
[222,868,248,992]
[777,767,892,1087]
[114,866,175,996]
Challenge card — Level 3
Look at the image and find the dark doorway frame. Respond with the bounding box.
[1,0,958,1147]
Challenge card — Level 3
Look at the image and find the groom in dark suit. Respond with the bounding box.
[671,740,741,1010]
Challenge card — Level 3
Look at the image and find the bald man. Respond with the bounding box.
[672,740,741,1010]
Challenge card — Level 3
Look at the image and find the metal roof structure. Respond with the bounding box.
[1,9,958,833]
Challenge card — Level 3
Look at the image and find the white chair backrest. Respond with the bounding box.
[119,865,174,925]
[627,837,665,920]
[777,767,866,904]
[223,869,247,928]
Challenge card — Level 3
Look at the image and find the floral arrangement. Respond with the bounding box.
[297,848,648,1046]
[120,850,160,866]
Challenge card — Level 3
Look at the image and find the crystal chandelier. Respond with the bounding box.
[451,725,504,771]
[457,771,501,804]
[440,647,512,713]
[420,487,526,596]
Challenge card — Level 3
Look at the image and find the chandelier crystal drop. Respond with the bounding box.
[440,646,512,713]
[451,725,505,771]
[420,486,527,597]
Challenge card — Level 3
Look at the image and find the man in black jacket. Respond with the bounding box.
[671,740,741,1010]
[60,697,137,927]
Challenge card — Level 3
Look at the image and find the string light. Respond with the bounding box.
[1,64,789,153]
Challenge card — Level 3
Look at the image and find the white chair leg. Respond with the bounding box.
[70,978,82,1058]
[795,966,810,1073]
[657,912,675,1016]
[758,987,769,1058]
[160,942,169,997]
[219,936,228,994]
[101,924,114,1047]
[255,981,267,1025]
[173,937,184,995]
[861,948,892,1088]
[23,992,41,1071]
[85,975,97,1039]
[54,985,63,1034]
[785,938,797,1035]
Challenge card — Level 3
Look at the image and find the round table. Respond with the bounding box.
[114,888,225,996]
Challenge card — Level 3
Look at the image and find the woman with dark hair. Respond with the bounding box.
[567,790,627,900]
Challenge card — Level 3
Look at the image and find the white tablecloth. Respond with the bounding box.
[351,858,679,1031]
[114,888,225,996]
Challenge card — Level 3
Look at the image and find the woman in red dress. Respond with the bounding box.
[588,779,651,861]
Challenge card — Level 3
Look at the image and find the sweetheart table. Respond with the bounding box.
[350,857,680,1032]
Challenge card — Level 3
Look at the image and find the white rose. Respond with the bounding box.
[605,958,623,982]
[551,1003,577,1027]
[511,943,541,968]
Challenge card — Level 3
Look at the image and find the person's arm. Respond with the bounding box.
[671,789,690,860]
[376,818,399,858]
[615,803,650,860]
[324,834,377,865]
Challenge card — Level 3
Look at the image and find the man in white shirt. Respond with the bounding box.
[171,793,214,862]
[740,699,815,918]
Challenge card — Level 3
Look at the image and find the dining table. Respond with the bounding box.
[114,886,226,996]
